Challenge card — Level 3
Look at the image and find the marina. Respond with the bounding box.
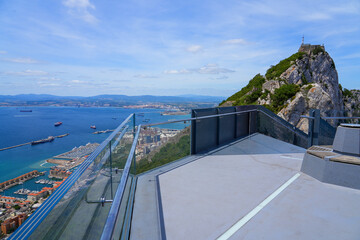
[14,188,39,195]
[35,179,55,185]
[0,171,45,192]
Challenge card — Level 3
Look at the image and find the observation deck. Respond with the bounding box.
[9,106,360,240]
[132,133,360,240]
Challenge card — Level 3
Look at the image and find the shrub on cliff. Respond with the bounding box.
[226,74,265,104]
[265,52,305,80]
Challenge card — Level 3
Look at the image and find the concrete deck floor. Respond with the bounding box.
[130,133,360,240]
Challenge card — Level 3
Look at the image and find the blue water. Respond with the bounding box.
[0,107,190,194]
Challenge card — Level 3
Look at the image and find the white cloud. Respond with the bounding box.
[3,58,40,64]
[186,45,203,53]
[1,70,49,76]
[164,64,235,75]
[63,0,94,9]
[164,69,191,74]
[39,77,61,81]
[38,82,61,87]
[300,12,332,21]
[194,64,235,74]
[215,76,229,80]
[71,79,87,83]
[62,0,97,23]
[223,38,249,45]
[133,74,158,78]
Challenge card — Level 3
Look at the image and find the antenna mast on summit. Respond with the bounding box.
[302,35,304,45]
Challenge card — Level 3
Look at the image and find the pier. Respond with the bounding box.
[0,134,70,151]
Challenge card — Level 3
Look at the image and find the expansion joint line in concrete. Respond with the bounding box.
[216,173,301,240]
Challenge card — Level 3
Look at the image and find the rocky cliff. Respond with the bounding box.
[221,44,349,132]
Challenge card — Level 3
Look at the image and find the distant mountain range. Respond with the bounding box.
[0,94,225,107]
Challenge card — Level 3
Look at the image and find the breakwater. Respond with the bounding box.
[0,134,70,151]
[0,170,44,192]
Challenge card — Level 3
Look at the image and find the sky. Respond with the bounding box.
[0,0,359,97]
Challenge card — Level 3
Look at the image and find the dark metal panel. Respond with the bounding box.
[235,105,258,137]
[193,108,218,153]
[249,111,258,134]
[218,107,236,144]
[236,113,249,137]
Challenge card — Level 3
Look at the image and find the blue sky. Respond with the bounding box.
[0,0,359,97]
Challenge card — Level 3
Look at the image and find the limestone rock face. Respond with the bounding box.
[343,90,360,118]
[267,50,344,132]
[278,84,338,132]
[262,80,282,94]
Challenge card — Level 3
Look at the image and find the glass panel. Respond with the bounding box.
[257,109,308,149]
[19,115,135,240]
[136,121,191,174]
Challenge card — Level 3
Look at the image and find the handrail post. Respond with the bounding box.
[133,115,136,174]
[191,110,197,154]
[308,109,320,147]
[109,141,113,199]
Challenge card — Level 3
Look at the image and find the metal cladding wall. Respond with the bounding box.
[191,106,258,154]
[191,108,218,154]
[235,105,257,135]
[218,107,236,143]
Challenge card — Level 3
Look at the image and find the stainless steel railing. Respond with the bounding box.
[100,125,141,240]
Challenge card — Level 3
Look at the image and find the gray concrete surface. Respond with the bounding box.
[130,155,201,240]
[131,133,360,240]
[159,134,305,240]
[229,173,360,240]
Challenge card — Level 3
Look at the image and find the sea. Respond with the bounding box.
[0,106,190,198]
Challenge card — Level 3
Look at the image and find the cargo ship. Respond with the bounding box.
[31,136,55,145]
[54,122,62,126]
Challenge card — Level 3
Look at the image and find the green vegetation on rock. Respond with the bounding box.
[265,52,305,79]
[343,88,353,98]
[312,46,325,55]
[226,74,265,105]
[305,84,314,91]
[266,84,300,113]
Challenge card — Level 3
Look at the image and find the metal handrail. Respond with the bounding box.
[100,125,142,240]
[258,109,308,140]
[143,108,307,140]
[322,116,360,120]
[142,109,257,127]
[9,114,134,240]
[301,115,360,120]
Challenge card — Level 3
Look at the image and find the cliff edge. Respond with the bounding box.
[221,44,347,132]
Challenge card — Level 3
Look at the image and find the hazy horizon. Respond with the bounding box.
[1,0,359,97]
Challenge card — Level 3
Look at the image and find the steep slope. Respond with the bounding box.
[221,44,344,132]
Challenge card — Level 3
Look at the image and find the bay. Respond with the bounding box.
[0,106,190,191]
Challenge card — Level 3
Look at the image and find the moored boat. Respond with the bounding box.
[90,125,96,129]
[54,122,62,126]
